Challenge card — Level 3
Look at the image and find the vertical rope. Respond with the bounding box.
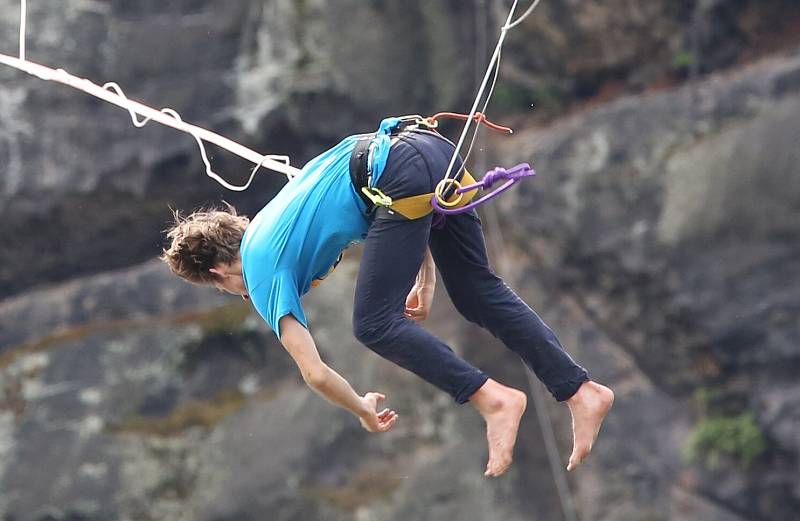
[525,365,581,521]
[483,203,580,521]
[443,0,545,184]
[471,2,578,519]
[19,0,26,60]
[442,0,519,182]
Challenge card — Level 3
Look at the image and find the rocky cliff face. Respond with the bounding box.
[497,51,800,521]
[1,0,797,297]
[0,0,480,297]
[1,1,798,521]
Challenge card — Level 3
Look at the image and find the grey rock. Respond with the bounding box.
[2,2,800,521]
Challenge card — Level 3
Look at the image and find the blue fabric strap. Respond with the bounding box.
[367,117,402,187]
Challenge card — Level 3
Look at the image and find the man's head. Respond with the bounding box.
[161,204,249,288]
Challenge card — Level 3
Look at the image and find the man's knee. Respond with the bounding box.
[352,312,383,346]
[353,311,406,348]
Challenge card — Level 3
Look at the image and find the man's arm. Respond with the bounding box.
[279,314,397,432]
[404,248,436,321]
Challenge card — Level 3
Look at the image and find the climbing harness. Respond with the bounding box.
[350,113,532,220]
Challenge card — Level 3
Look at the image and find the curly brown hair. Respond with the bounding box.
[161,203,250,284]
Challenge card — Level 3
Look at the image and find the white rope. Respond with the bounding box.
[450,47,503,181]
[442,0,519,182]
[504,0,543,30]
[19,0,25,60]
[101,81,294,189]
[6,0,299,187]
[443,0,545,182]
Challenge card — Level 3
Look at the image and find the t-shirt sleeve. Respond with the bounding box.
[249,270,307,339]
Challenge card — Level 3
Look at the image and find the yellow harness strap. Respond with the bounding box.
[387,169,479,220]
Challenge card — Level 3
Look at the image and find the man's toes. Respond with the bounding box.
[485,455,512,477]
[566,458,577,471]
[567,449,586,471]
[495,461,511,476]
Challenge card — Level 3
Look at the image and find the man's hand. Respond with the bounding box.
[358,392,398,433]
[404,283,434,321]
[404,248,436,321]
[280,316,395,429]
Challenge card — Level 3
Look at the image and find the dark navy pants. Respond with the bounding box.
[352,131,589,404]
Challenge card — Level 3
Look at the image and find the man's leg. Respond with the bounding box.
[353,221,526,478]
[429,211,613,471]
[352,212,489,405]
[353,132,530,476]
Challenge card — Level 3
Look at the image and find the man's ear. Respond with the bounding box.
[209,267,226,278]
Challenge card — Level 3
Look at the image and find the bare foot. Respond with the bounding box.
[470,379,528,477]
[565,380,614,471]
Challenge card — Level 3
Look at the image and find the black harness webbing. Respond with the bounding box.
[349,135,375,213]
[349,127,465,219]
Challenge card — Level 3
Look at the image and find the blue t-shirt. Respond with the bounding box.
[240,119,399,338]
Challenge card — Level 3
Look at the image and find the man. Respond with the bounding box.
[162,118,613,477]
